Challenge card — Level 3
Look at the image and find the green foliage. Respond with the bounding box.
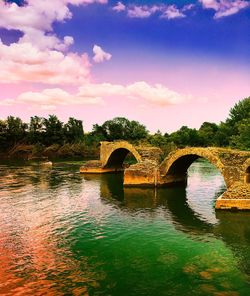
[0,120,7,151]
[0,96,249,157]
[227,97,250,129]
[148,130,167,147]
[64,117,84,143]
[226,97,250,150]
[28,116,44,144]
[92,117,148,141]
[230,118,250,150]
[198,122,218,146]
[43,115,64,145]
[6,116,27,145]
[168,126,201,147]
[213,122,231,147]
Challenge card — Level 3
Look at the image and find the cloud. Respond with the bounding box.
[199,0,249,18]
[199,0,220,10]
[78,81,189,106]
[127,6,154,18]
[67,0,108,4]
[112,1,249,19]
[0,81,190,110]
[93,45,112,63]
[0,39,91,84]
[112,2,126,12]
[0,88,104,110]
[161,5,186,19]
[0,0,111,85]
[182,4,196,11]
[117,4,187,19]
[0,0,107,50]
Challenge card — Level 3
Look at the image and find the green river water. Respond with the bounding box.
[0,160,250,296]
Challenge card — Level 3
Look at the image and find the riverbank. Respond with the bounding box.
[0,143,100,161]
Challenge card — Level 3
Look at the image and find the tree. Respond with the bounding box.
[0,120,7,151]
[227,97,250,130]
[148,130,168,147]
[169,126,201,147]
[5,116,27,145]
[198,122,218,147]
[127,120,149,140]
[92,117,148,141]
[229,118,250,150]
[223,97,250,149]
[64,117,84,143]
[28,116,44,144]
[43,115,64,145]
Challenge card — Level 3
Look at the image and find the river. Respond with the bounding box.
[0,160,250,296]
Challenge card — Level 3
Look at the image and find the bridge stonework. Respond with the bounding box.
[80,141,250,210]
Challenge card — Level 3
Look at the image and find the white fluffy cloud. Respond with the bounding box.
[0,81,190,110]
[77,81,189,106]
[199,0,249,18]
[112,2,126,12]
[0,40,90,84]
[112,1,249,19]
[93,45,112,63]
[127,6,154,18]
[161,5,186,19]
[0,0,112,85]
[0,0,107,50]
[115,3,187,19]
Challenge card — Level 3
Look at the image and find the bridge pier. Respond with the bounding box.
[124,163,187,187]
[123,161,158,187]
[215,182,250,210]
[80,160,124,174]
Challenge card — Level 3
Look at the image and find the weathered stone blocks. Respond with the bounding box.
[80,141,250,210]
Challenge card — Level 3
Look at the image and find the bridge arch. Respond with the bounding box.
[159,148,227,186]
[243,158,250,184]
[101,141,142,169]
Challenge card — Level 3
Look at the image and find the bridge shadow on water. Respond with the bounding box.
[83,171,250,279]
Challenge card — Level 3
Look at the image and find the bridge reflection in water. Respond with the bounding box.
[1,161,249,295]
[83,164,250,279]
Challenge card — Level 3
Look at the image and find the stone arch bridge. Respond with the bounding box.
[80,141,250,210]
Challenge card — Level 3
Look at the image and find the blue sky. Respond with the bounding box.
[59,1,250,57]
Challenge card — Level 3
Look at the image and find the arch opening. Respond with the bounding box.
[167,154,200,176]
[165,154,226,188]
[104,148,138,169]
[245,167,250,184]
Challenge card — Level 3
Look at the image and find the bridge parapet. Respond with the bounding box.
[135,146,163,164]
[158,147,250,187]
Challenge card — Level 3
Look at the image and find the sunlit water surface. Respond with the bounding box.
[0,160,250,296]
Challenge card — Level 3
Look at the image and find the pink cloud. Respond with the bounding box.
[0,81,190,110]
[182,4,196,11]
[0,0,114,87]
[112,2,126,12]
[199,0,249,18]
[124,4,187,19]
[127,6,153,18]
[0,0,107,51]
[93,45,112,63]
[0,88,103,111]
[0,40,91,84]
[161,5,186,19]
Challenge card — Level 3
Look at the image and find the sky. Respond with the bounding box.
[0,0,249,133]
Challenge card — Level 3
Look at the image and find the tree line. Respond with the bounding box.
[0,97,249,156]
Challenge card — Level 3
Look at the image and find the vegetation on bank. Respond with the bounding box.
[0,97,249,160]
